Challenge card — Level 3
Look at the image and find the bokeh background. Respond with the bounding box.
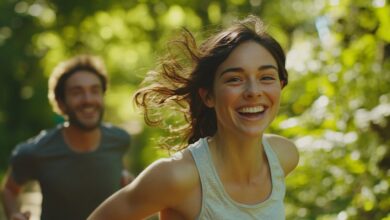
[0,0,389,219]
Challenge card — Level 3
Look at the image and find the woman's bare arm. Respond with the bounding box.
[88,154,198,220]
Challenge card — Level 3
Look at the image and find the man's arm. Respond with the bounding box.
[1,169,30,220]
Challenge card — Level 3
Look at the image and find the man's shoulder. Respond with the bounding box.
[101,123,131,146]
[101,123,130,138]
[13,126,62,155]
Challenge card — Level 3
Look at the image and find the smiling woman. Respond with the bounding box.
[88,15,299,220]
[205,41,283,138]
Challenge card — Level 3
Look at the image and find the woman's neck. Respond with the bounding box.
[208,132,266,184]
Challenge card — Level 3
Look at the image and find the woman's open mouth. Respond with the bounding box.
[237,105,266,117]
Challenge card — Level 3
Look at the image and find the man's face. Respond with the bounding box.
[59,70,104,131]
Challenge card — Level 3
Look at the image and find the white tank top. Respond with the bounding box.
[189,137,286,220]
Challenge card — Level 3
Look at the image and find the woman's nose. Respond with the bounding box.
[244,80,262,99]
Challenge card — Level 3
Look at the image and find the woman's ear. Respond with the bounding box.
[280,80,286,89]
[198,88,214,108]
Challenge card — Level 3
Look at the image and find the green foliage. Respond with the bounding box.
[0,0,389,219]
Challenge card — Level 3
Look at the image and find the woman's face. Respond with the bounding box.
[200,40,283,138]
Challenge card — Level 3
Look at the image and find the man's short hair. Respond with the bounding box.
[48,55,108,115]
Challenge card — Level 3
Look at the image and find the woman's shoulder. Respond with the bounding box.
[264,134,299,176]
[135,149,199,203]
[133,150,201,218]
[166,150,200,191]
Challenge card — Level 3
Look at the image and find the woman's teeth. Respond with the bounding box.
[238,106,265,114]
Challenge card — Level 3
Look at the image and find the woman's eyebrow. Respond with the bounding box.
[258,64,278,71]
[219,67,243,77]
[219,64,278,78]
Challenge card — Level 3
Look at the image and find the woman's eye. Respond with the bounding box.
[261,76,276,81]
[226,77,242,83]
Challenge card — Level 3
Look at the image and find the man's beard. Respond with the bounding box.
[66,108,104,131]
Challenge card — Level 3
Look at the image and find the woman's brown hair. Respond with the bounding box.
[134,15,288,151]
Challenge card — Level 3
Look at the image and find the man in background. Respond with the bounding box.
[1,55,132,220]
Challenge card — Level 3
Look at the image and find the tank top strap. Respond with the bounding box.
[188,138,218,202]
[263,136,286,199]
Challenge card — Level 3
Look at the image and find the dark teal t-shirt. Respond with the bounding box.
[10,123,130,220]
